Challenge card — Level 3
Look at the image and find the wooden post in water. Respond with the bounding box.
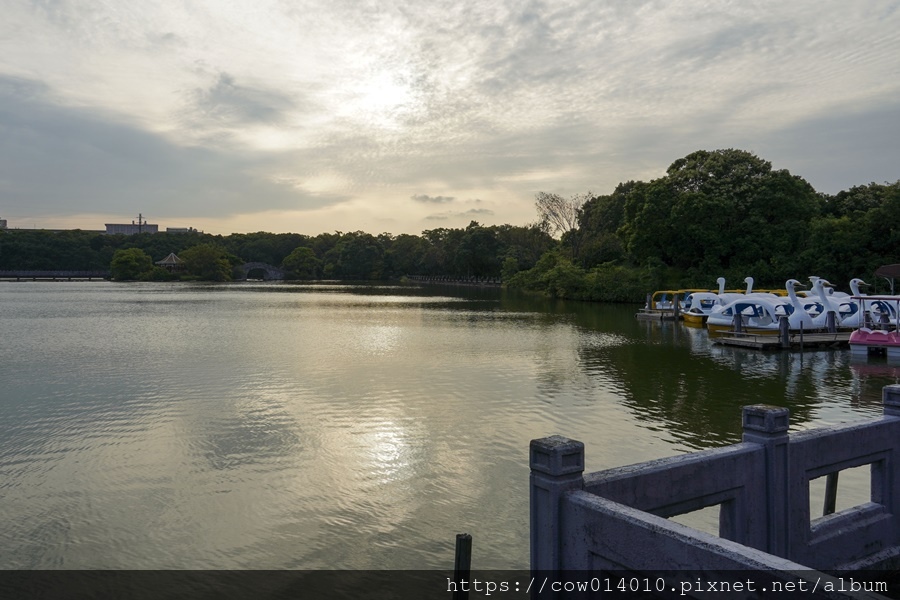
[673,293,680,320]
[453,533,472,600]
[826,311,837,334]
[779,316,790,349]
[733,312,743,334]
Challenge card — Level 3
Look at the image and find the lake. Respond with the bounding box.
[0,281,895,570]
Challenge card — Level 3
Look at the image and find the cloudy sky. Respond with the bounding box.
[2,1,899,235]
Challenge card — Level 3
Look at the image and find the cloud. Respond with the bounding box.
[1,1,899,234]
[424,207,495,221]
[752,102,900,194]
[411,194,455,203]
[0,75,348,220]
[186,72,297,127]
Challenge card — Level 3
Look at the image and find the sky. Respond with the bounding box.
[1,0,899,236]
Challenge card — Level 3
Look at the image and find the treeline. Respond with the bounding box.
[508,149,900,302]
[0,222,554,282]
[2,148,897,300]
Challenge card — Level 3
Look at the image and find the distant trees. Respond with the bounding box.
[330,232,384,279]
[110,248,154,280]
[799,180,900,284]
[511,151,898,301]
[614,149,821,282]
[281,246,320,279]
[1,149,896,297]
[179,244,235,281]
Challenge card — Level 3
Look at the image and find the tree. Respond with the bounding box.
[823,182,894,218]
[457,221,501,277]
[421,227,466,275]
[282,246,321,279]
[576,181,641,268]
[615,149,820,281]
[534,191,590,260]
[383,234,429,277]
[180,244,233,281]
[110,248,154,280]
[494,223,554,273]
[535,192,586,236]
[332,232,385,279]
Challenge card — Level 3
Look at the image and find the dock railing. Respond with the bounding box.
[531,385,900,591]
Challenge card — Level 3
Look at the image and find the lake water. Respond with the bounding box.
[1,281,896,570]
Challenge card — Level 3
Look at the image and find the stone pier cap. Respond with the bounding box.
[529,436,584,476]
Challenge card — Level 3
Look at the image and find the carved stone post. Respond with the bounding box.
[742,405,790,557]
[884,385,900,417]
[530,436,585,571]
[881,386,900,520]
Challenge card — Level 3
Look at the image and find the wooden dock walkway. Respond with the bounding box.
[0,270,109,281]
[713,330,851,350]
[634,308,679,321]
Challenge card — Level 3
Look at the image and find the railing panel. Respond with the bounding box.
[583,444,761,511]
[786,417,900,568]
[583,444,765,547]
[561,491,803,572]
[558,492,888,599]
[532,386,900,579]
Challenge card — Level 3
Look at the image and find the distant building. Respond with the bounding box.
[105,223,159,235]
[105,214,158,235]
[165,227,200,234]
[0,218,7,229]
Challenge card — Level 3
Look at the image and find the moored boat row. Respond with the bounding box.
[639,277,900,342]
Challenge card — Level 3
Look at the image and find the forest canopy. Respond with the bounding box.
[2,149,897,301]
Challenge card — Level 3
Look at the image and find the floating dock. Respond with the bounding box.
[634,308,679,321]
[712,330,851,351]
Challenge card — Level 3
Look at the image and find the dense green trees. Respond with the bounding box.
[511,151,898,301]
[0,222,552,283]
[1,148,896,295]
[179,244,236,281]
[110,248,154,280]
[614,149,820,281]
[281,246,320,279]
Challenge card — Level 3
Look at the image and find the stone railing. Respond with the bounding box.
[531,386,900,595]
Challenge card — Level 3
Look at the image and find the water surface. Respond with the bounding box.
[0,281,894,569]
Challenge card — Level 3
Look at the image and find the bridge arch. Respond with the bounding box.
[237,262,286,280]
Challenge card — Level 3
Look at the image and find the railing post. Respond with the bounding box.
[883,385,900,417]
[881,386,900,521]
[530,436,585,572]
[742,405,790,557]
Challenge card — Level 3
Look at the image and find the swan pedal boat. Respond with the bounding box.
[705,297,796,336]
[681,292,720,326]
[636,289,716,320]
